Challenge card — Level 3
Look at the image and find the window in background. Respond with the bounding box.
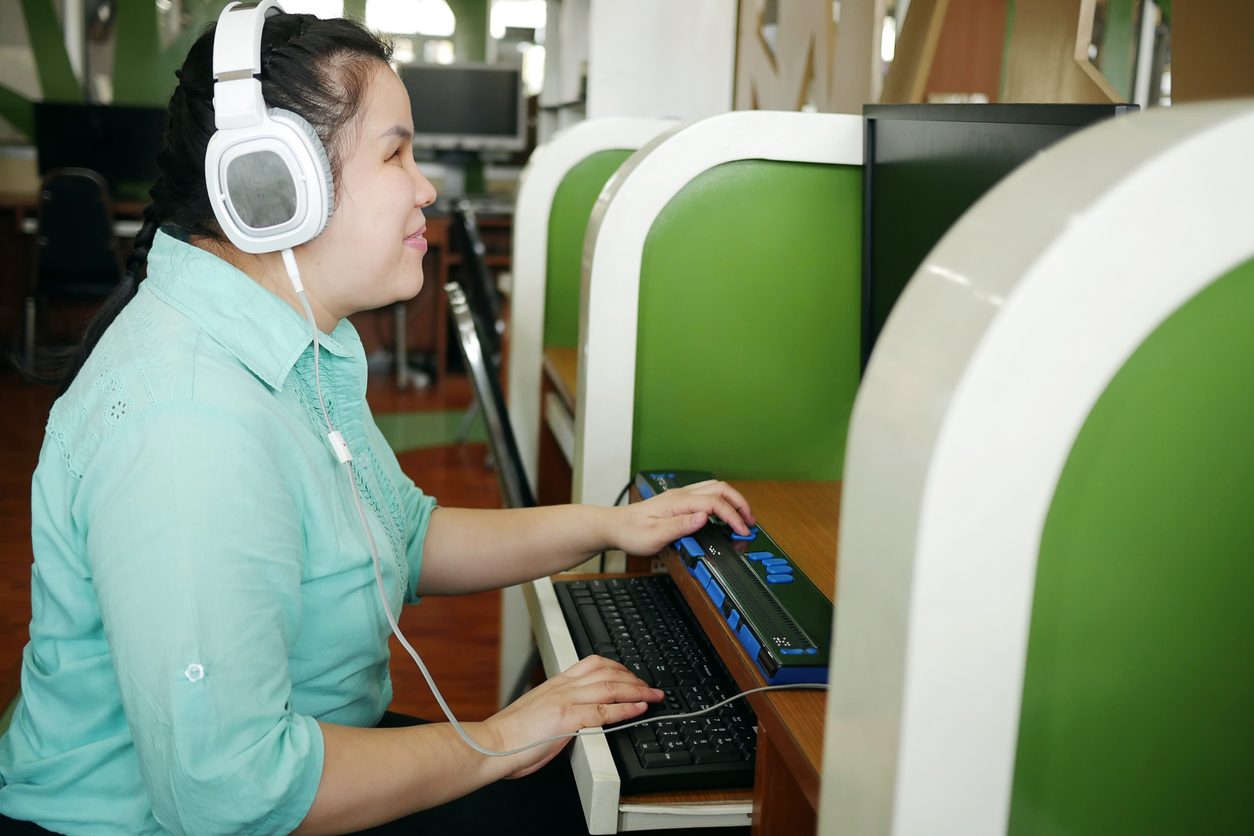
[367,0,455,37]
[280,0,345,18]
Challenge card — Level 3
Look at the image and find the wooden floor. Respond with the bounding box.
[0,366,504,723]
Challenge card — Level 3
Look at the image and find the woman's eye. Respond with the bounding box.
[387,148,401,162]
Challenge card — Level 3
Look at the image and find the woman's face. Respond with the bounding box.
[299,62,437,319]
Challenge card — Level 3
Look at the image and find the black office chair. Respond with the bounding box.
[444,280,536,510]
[22,168,124,375]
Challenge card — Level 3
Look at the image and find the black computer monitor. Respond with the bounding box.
[33,102,167,203]
[861,103,1135,368]
[399,63,525,153]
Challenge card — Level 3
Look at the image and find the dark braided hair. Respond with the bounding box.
[56,13,392,392]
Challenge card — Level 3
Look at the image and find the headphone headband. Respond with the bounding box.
[206,0,334,254]
[212,1,284,130]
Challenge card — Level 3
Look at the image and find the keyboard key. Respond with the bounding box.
[641,751,693,768]
[693,746,740,764]
[630,727,656,745]
[649,668,676,686]
[578,605,616,652]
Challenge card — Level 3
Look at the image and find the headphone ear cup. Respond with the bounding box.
[268,107,335,234]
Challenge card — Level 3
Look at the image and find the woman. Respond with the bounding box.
[0,10,753,835]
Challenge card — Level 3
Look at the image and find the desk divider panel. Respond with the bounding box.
[509,118,677,495]
[632,159,862,481]
[1011,254,1254,835]
[823,101,1254,835]
[543,150,635,349]
[574,111,864,513]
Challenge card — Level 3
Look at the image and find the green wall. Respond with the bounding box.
[1011,256,1254,833]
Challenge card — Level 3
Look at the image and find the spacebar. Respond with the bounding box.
[578,605,616,653]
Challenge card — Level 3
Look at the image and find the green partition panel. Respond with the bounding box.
[1011,256,1254,834]
[543,149,634,348]
[633,160,862,481]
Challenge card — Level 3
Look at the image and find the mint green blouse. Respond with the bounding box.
[0,230,437,834]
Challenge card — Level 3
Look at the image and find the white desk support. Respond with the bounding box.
[821,101,1254,835]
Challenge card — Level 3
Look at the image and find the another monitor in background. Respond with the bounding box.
[400,63,526,153]
[33,102,167,203]
[861,103,1135,369]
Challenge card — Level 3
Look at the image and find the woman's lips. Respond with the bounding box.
[404,228,428,253]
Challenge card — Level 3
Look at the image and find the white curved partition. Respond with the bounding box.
[507,117,678,492]
[573,110,864,507]
[820,101,1254,835]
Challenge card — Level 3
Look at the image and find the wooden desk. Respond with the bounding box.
[537,345,578,506]
[527,479,840,833]
[543,345,579,414]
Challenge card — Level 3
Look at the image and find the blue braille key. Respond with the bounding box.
[730,526,759,541]
[766,564,793,575]
[780,648,805,655]
[761,557,787,567]
[766,575,794,584]
[746,551,772,561]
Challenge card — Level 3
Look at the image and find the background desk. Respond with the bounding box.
[527,479,840,833]
[0,194,486,388]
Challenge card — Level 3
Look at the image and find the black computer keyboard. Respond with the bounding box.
[554,576,757,794]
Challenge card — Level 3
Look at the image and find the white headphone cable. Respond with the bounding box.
[280,249,827,758]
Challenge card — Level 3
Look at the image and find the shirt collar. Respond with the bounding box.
[144,229,361,390]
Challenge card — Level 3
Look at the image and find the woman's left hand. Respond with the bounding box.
[609,480,756,557]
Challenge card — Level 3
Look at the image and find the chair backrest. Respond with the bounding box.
[445,281,536,509]
[35,167,121,293]
[573,111,864,506]
[451,200,503,359]
[822,101,1254,835]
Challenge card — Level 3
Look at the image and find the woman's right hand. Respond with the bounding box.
[483,654,664,779]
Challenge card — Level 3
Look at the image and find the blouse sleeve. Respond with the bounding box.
[78,402,324,836]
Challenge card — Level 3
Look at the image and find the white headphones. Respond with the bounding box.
[205,0,333,254]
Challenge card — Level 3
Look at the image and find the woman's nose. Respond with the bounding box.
[414,170,437,209]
